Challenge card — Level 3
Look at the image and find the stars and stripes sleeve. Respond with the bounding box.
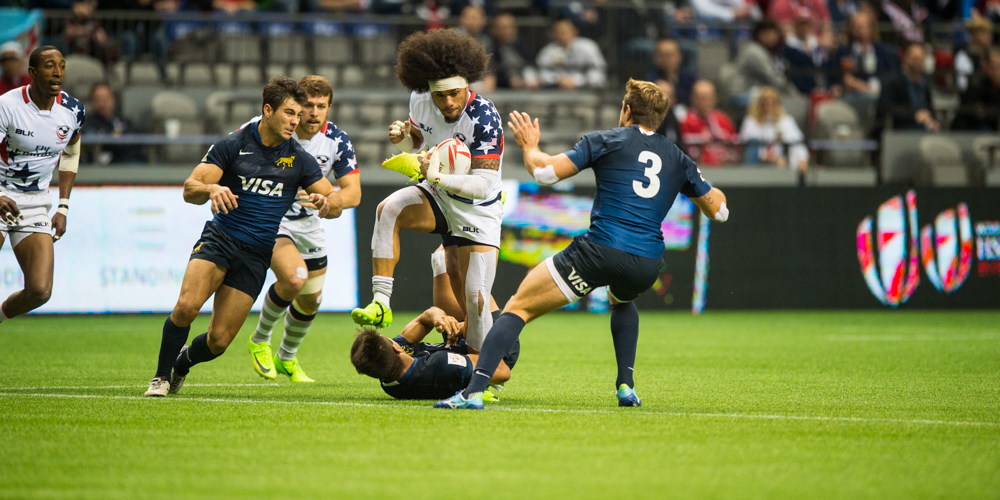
[328,126,358,178]
[469,98,503,159]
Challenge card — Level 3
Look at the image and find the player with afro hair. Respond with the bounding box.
[394,29,489,93]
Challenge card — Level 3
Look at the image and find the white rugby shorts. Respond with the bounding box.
[420,180,503,248]
[0,188,52,247]
[276,215,327,261]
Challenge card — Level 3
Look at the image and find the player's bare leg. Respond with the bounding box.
[1,233,54,320]
[431,245,463,319]
[354,186,437,328]
[250,238,306,379]
[146,259,225,396]
[172,285,255,387]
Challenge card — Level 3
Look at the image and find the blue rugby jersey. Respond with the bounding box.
[565,125,711,259]
[202,124,323,248]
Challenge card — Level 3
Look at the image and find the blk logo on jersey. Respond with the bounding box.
[417,122,433,134]
[462,226,481,234]
[239,175,284,196]
[14,128,33,137]
[276,156,295,169]
[56,126,70,140]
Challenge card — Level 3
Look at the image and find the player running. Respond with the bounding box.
[244,75,361,383]
[0,46,84,323]
[144,77,344,397]
[352,29,504,355]
[434,79,730,410]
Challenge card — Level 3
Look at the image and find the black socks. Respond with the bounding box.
[155,317,190,379]
[610,302,639,389]
[463,312,525,398]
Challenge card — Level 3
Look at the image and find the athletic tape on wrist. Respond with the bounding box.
[714,201,729,222]
[533,165,559,185]
[57,198,70,216]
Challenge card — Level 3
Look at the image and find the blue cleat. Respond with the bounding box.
[433,391,484,410]
[616,384,642,407]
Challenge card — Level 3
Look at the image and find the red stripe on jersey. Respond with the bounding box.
[21,86,28,104]
[321,122,329,134]
[56,92,62,105]
[498,134,504,155]
[472,154,501,159]
[0,138,8,164]
[340,168,360,177]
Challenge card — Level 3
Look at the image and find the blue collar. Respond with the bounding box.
[251,121,286,151]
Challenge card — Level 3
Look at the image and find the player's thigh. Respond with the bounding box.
[504,262,572,323]
[207,285,256,349]
[175,259,227,312]
[379,186,438,233]
[11,233,54,291]
[270,237,308,285]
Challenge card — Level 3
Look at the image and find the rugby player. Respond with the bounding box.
[244,75,361,383]
[0,46,84,322]
[144,77,344,397]
[435,79,730,410]
[353,29,505,358]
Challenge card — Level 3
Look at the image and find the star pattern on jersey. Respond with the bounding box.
[468,100,503,156]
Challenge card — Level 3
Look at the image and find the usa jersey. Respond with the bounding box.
[380,349,473,400]
[241,117,358,219]
[202,124,323,248]
[565,125,711,259]
[0,87,85,192]
[408,90,503,205]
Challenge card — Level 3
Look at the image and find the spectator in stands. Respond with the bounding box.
[954,15,994,92]
[536,18,607,90]
[878,43,939,131]
[0,43,30,97]
[879,0,927,45]
[82,83,148,164]
[488,13,538,89]
[646,38,697,106]
[739,87,809,170]
[828,0,864,24]
[690,0,759,22]
[831,10,896,97]
[730,20,793,97]
[783,15,827,94]
[680,80,738,166]
[65,0,118,63]
[954,49,1000,131]
[767,0,832,42]
[656,80,687,151]
[979,0,1000,22]
[457,5,493,54]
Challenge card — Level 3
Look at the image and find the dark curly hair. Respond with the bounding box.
[394,29,489,93]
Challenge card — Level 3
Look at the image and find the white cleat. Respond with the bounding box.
[144,377,170,397]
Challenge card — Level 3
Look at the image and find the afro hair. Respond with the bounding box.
[394,29,490,93]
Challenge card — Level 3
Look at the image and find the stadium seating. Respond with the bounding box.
[918,135,969,187]
[63,54,104,98]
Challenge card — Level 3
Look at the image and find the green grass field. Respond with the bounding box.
[1,311,998,499]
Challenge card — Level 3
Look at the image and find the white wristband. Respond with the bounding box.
[57,198,69,216]
[713,201,729,222]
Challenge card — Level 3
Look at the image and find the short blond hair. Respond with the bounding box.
[623,78,669,129]
[967,13,993,34]
[298,75,333,105]
[748,87,784,123]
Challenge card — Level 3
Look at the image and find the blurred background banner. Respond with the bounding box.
[0,187,358,313]
[0,8,43,56]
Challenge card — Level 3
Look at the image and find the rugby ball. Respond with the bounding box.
[436,138,472,176]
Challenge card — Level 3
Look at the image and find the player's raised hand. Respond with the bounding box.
[0,196,22,225]
[388,120,411,144]
[297,189,318,209]
[434,315,462,344]
[507,111,541,150]
[51,212,67,242]
[208,185,238,214]
[308,192,328,217]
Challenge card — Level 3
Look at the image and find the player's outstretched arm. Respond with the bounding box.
[335,172,361,209]
[507,111,579,185]
[51,134,82,241]
[691,187,729,222]
[184,163,239,214]
[399,307,461,344]
[304,178,343,219]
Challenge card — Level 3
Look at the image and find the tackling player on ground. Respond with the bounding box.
[353,29,505,357]
[435,79,730,409]
[145,77,344,397]
[245,75,361,383]
[0,46,84,323]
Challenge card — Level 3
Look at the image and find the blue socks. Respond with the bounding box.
[463,312,525,398]
[155,317,190,378]
[610,302,639,389]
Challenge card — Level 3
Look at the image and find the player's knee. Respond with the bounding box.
[284,275,307,295]
[172,299,201,324]
[23,283,52,306]
[206,334,231,354]
[296,293,321,314]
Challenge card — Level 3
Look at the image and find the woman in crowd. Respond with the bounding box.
[739,87,809,171]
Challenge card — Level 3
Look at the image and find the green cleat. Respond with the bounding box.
[351,299,393,328]
[381,153,423,181]
[248,337,277,380]
[274,356,315,383]
[483,384,503,402]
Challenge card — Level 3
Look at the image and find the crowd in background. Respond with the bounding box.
[2,0,1000,171]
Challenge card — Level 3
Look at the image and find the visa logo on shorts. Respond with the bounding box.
[238,176,284,196]
[568,268,591,294]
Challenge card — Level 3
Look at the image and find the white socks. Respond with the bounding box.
[372,276,393,308]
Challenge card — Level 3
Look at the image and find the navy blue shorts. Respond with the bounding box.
[189,221,272,299]
[548,235,663,303]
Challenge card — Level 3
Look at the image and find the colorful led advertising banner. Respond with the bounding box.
[0,187,358,313]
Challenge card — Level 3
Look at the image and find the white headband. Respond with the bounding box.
[429,76,469,92]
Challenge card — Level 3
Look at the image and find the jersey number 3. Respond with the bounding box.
[633,151,661,199]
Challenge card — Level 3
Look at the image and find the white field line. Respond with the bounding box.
[1,383,280,390]
[0,390,997,428]
[827,335,1000,342]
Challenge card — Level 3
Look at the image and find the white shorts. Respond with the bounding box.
[276,216,327,262]
[418,181,503,248]
[0,188,52,248]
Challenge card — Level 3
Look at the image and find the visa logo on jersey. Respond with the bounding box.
[238,175,284,196]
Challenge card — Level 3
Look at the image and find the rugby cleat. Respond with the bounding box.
[168,345,189,394]
[433,391,484,410]
[144,377,170,397]
[483,384,504,402]
[351,299,393,328]
[616,384,642,407]
[381,152,423,181]
[248,337,277,380]
[274,355,315,383]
